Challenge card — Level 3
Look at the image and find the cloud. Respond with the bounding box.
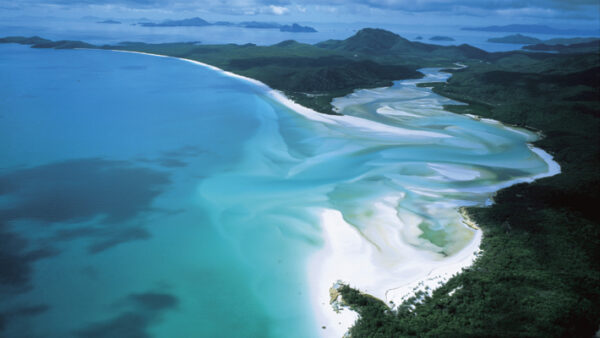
[15,0,597,14]
[268,4,289,15]
[3,0,599,25]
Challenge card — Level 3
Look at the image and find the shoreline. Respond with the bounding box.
[110,49,561,337]
[302,68,561,337]
[110,49,457,140]
[307,207,482,338]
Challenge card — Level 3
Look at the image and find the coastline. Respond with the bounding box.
[307,208,482,337]
[109,49,562,337]
[110,49,455,139]
[300,68,561,336]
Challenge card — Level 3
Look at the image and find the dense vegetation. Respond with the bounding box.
[487,34,599,46]
[108,29,493,114]
[339,49,600,337]
[2,29,599,336]
[523,40,600,53]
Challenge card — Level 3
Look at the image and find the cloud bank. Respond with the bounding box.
[5,0,599,22]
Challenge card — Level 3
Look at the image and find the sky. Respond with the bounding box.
[1,0,599,28]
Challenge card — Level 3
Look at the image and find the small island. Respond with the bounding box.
[523,39,600,53]
[280,23,317,33]
[487,34,541,44]
[139,17,210,27]
[462,24,594,35]
[136,17,317,32]
[238,21,281,29]
[97,19,121,24]
[429,36,455,41]
[488,34,600,46]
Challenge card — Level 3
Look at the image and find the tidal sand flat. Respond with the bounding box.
[0,45,558,337]
[310,70,560,335]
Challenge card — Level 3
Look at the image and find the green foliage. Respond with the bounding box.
[315,28,489,66]
[32,40,96,49]
[105,32,428,114]
[0,36,50,45]
[523,39,600,54]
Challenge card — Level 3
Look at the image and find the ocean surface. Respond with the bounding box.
[0,44,557,337]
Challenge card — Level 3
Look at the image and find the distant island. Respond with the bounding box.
[239,21,280,29]
[429,36,454,41]
[97,19,121,24]
[280,23,317,33]
[488,34,600,45]
[462,24,596,35]
[487,34,542,44]
[538,37,600,45]
[137,17,317,32]
[139,17,210,27]
[485,33,600,53]
[415,36,423,40]
[523,39,600,53]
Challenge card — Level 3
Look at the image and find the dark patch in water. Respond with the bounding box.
[157,158,187,168]
[135,145,210,168]
[0,229,60,293]
[74,291,178,338]
[88,227,151,254]
[0,158,170,293]
[129,292,178,311]
[6,304,50,317]
[53,226,104,240]
[0,303,50,333]
[76,312,152,338]
[53,226,152,254]
[0,158,170,224]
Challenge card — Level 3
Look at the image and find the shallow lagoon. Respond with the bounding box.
[0,44,557,337]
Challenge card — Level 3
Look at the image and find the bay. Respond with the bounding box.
[0,44,557,337]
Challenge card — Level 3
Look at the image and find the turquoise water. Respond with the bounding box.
[0,44,556,337]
